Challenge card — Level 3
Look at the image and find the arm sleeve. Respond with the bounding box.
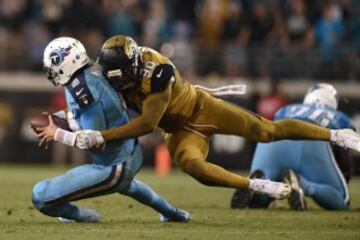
[101,84,172,141]
[150,64,175,92]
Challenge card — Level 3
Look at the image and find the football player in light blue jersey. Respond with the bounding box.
[231,83,355,210]
[33,37,189,223]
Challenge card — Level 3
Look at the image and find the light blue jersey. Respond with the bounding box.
[250,103,354,210]
[33,63,186,222]
[64,64,135,165]
[275,103,354,130]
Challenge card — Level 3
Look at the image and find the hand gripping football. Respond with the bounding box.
[30,113,71,134]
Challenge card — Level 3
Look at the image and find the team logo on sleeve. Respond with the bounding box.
[49,46,72,66]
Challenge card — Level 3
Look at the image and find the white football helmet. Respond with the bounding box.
[43,37,89,86]
[303,83,339,109]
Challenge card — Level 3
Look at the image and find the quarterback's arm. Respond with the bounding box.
[100,84,172,141]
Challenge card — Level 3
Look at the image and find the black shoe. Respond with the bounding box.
[231,188,252,209]
[230,170,264,209]
[283,170,307,210]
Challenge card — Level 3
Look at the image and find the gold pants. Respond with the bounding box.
[167,91,331,189]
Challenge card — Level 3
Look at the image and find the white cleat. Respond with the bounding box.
[331,129,360,152]
[283,170,307,210]
[249,179,292,200]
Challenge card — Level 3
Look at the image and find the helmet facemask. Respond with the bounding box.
[44,66,59,86]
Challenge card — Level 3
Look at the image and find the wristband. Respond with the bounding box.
[54,128,77,147]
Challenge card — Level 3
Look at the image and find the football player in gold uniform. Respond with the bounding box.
[39,35,360,199]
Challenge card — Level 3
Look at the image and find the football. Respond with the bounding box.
[30,113,71,134]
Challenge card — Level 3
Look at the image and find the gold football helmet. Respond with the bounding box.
[98,35,141,91]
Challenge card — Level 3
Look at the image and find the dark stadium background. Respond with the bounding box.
[0,0,359,172]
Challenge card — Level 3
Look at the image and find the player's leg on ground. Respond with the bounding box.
[299,141,349,210]
[116,148,189,222]
[121,179,189,222]
[249,141,300,208]
[300,176,347,210]
[32,164,123,222]
[193,93,331,142]
[231,141,296,208]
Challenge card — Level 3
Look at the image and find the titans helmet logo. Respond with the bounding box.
[49,46,72,66]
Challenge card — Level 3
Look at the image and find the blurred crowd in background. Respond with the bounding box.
[1,0,360,80]
[0,0,360,168]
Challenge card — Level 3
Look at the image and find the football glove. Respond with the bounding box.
[75,130,105,150]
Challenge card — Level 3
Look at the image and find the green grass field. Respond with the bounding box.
[0,165,359,240]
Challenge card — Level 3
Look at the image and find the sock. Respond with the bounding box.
[121,179,180,219]
[330,130,337,142]
[249,179,263,192]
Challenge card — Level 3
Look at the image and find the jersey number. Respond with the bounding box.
[140,61,156,78]
[290,105,335,127]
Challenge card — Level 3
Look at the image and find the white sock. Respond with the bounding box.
[330,129,337,142]
[249,179,264,192]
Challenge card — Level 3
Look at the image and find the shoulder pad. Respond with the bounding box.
[66,71,95,108]
[150,64,175,93]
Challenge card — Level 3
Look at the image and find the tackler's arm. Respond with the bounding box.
[100,85,172,142]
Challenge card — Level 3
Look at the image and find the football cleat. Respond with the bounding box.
[231,170,264,208]
[331,129,360,153]
[283,170,307,210]
[58,209,100,223]
[160,208,190,223]
[249,178,291,200]
[231,188,252,209]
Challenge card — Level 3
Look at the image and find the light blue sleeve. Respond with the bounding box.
[332,111,356,130]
